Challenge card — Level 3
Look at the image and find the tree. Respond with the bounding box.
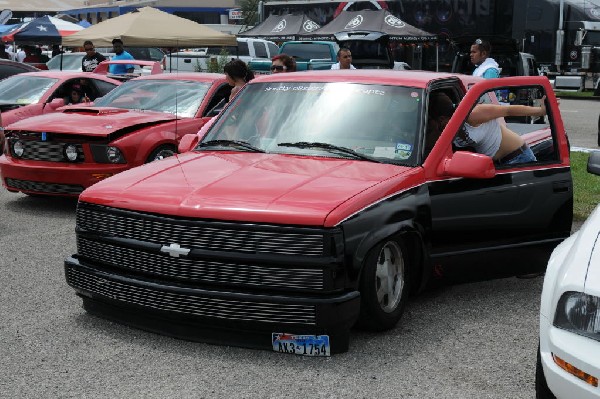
[239,0,261,27]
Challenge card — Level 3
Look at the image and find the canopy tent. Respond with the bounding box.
[299,10,437,42]
[0,24,19,34]
[62,7,236,48]
[2,15,84,44]
[238,14,321,41]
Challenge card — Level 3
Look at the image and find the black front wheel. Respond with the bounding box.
[356,237,410,331]
[146,144,177,163]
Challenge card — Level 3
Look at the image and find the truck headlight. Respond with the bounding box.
[64,144,79,162]
[12,140,24,157]
[554,292,600,341]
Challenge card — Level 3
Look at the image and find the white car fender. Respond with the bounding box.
[540,206,600,319]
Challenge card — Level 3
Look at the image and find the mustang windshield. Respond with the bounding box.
[0,75,58,105]
[94,79,211,118]
[202,82,423,164]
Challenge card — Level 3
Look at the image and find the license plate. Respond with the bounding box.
[272,333,330,356]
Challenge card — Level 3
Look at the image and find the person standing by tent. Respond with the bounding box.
[470,38,500,78]
[331,48,356,70]
[109,38,134,74]
[81,40,106,72]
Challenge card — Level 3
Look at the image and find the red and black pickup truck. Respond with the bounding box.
[63,70,571,355]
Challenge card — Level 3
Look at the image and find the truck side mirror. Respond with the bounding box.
[48,98,65,109]
[443,151,496,179]
[178,133,199,153]
[587,151,600,176]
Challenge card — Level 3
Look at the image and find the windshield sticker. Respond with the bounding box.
[395,143,413,159]
[264,85,385,96]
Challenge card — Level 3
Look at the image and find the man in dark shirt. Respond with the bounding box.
[81,40,106,72]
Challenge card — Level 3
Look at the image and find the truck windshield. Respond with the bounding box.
[202,82,423,164]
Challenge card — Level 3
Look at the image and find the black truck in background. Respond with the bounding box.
[451,35,539,77]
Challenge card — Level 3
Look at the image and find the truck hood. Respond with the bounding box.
[7,107,176,135]
[81,151,412,226]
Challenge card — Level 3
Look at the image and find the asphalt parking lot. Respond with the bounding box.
[0,97,597,398]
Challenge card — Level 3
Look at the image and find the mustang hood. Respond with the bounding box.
[81,152,412,226]
[7,107,176,136]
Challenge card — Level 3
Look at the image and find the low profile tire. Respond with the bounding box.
[356,236,410,331]
[146,144,177,163]
[535,345,556,399]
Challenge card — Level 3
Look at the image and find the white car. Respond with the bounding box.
[536,151,600,398]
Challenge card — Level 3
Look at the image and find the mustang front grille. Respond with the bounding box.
[78,237,325,290]
[76,204,326,256]
[66,267,317,325]
[8,139,84,162]
[5,178,84,194]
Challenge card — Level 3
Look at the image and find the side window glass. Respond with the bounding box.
[254,42,267,58]
[204,84,233,117]
[237,41,249,57]
[267,43,279,57]
[425,89,459,159]
[94,80,118,96]
[453,85,557,168]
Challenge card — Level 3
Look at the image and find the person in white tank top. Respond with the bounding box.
[426,92,547,165]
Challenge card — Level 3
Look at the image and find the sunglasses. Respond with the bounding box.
[270,65,286,72]
[84,48,94,52]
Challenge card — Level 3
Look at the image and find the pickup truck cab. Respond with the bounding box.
[248,40,339,73]
[64,71,571,355]
[249,32,399,74]
[166,38,279,73]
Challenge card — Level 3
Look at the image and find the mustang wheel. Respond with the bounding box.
[147,145,177,163]
[357,237,410,331]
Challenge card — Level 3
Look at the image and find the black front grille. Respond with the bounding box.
[78,237,325,290]
[77,204,326,256]
[6,178,84,194]
[66,266,317,325]
[8,138,84,162]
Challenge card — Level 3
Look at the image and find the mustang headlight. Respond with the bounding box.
[12,140,24,157]
[554,291,600,341]
[64,144,79,162]
[90,144,126,164]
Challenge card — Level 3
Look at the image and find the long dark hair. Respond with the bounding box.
[224,59,254,82]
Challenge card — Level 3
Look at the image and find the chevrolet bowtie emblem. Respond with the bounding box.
[160,243,190,258]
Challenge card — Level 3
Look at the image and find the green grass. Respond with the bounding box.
[571,151,600,221]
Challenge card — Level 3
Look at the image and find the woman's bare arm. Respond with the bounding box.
[467,95,547,126]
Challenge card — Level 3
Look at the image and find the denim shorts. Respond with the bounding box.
[503,146,537,165]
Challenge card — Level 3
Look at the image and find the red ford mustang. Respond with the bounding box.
[0,73,230,196]
[0,71,121,150]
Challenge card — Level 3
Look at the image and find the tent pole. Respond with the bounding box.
[436,43,439,72]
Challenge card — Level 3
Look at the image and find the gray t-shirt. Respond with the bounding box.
[453,118,502,157]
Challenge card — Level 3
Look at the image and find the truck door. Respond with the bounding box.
[426,77,572,277]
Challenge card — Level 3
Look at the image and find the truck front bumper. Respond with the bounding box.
[65,256,361,354]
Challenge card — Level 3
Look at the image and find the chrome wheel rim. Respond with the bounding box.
[375,241,405,313]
